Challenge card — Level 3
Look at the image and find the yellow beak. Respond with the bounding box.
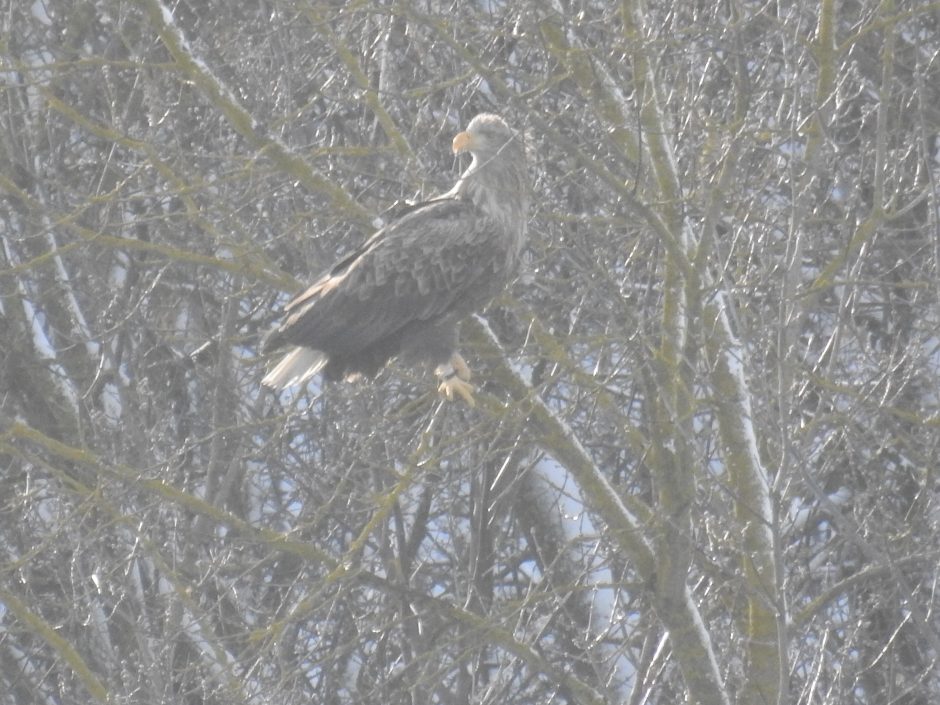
[452,130,472,154]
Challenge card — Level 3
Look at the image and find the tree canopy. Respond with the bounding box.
[2,1,939,704]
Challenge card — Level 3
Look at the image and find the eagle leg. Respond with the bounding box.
[436,354,475,406]
[450,352,471,382]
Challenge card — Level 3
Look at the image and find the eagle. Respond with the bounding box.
[261,114,529,405]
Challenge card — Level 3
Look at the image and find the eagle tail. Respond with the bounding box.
[262,347,328,390]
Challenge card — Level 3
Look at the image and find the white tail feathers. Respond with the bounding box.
[261,347,328,390]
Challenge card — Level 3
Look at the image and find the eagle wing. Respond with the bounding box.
[266,197,508,357]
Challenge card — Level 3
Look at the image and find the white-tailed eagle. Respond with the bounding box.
[261,114,528,405]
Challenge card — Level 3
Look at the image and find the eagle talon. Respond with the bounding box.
[438,375,476,406]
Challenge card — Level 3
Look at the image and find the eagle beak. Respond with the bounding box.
[452,130,473,154]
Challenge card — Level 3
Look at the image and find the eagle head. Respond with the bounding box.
[452,114,516,159]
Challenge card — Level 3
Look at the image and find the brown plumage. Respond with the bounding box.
[261,114,529,403]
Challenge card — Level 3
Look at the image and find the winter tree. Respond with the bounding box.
[2,1,938,703]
